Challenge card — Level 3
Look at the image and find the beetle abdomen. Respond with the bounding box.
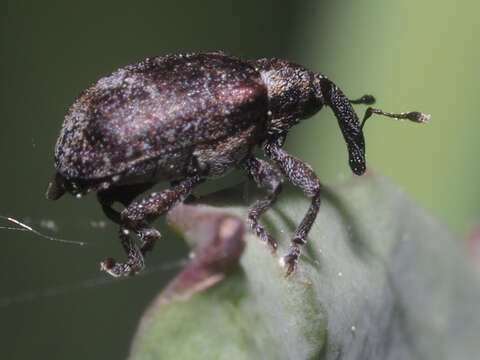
[54,52,268,180]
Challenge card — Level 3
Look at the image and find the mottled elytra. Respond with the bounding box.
[46,51,429,277]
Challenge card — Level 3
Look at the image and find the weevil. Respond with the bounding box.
[45,51,429,277]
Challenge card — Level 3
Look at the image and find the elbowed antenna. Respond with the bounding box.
[319,77,367,175]
[360,107,431,130]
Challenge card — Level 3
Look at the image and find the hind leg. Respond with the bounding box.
[98,176,201,277]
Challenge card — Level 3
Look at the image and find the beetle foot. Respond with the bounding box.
[265,233,278,253]
[247,218,278,252]
[100,257,143,277]
[100,228,145,277]
[282,245,300,277]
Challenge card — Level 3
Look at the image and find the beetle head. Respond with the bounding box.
[254,58,366,175]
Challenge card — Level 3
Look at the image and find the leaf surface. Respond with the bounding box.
[130,172,480,360]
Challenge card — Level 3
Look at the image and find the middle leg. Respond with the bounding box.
[241,156,283,251]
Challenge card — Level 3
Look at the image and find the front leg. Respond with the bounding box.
[264,140,322,276]
[101,175,201,277]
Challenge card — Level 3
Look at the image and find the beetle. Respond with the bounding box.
[45,51,429,277]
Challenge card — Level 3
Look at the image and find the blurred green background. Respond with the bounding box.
[1,0,478,359]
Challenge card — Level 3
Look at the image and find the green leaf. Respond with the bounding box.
[129,171,480,360]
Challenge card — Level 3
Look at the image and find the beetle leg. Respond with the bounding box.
[122,176,201,249]
[264,141,322,277]
[241,156,283,251]
[97,183,155,225]
[100,227,144,277]
[97,183,154,277]
[99,176,201,277]
[121,176,201,228]
[98,183,160,253]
